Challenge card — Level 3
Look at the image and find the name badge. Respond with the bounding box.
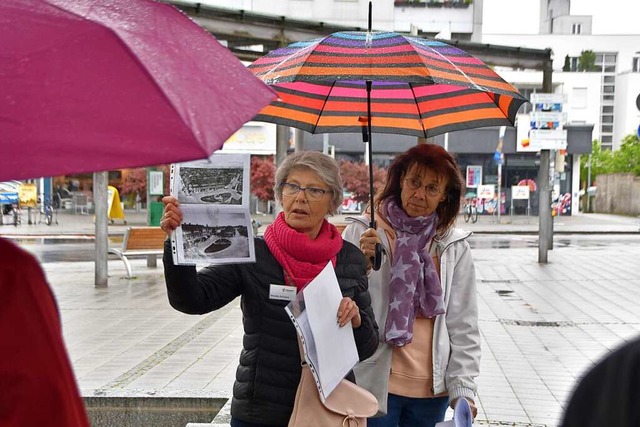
[269,284,296,301]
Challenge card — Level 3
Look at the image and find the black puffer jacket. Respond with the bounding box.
[163,238,379,426]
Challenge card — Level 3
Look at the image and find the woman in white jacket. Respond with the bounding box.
[342,144,480,427]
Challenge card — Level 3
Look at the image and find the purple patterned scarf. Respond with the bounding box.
[383,198,445,346]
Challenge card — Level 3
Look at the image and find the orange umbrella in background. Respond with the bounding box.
[518,179,538,192]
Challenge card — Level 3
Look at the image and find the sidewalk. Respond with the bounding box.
[4,209,640,426]
[1,207,639,237]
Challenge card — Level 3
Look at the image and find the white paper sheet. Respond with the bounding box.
[303,261,359,398]
[435,397,473,427]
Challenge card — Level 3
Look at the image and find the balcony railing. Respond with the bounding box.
[394,0,471,8]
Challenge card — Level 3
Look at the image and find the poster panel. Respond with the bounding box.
[511,185,530,200]
[465,166,482,189]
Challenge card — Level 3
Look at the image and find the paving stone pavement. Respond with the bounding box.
[1,208,639,237]
[473,241,640,426]
[5,209,640,426]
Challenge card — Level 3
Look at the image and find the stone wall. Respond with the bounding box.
[595,173,640,215]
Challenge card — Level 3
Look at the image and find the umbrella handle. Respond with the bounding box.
[367,218,382,271]
[372,243,382,271]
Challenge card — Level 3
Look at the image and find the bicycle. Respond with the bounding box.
[463,197,478,223]
[39,196,57,226]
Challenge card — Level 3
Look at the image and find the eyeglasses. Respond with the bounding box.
[404,177,443,197]
[281,182,329,201]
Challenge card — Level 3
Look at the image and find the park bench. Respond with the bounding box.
[109,226,166,278]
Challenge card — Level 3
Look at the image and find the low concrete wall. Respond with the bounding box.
[84,396,226,427]
[595,173,640,216]
[187,397,231,426]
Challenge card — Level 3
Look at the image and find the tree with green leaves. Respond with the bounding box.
[578,50,598,72]
[580,140,613,188]
[580,134,640,188]
[609,134,640,175]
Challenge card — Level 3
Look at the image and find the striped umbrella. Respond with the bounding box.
[249,18,528,269]
[248,31,528,138]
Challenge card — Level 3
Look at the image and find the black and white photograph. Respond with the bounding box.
[173,205,254,265]
[172,153,249,206]
[170,153,254,265]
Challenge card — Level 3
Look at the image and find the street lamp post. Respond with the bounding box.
[586,154,592,213]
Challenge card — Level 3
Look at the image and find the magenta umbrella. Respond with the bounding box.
[0,0,275,182]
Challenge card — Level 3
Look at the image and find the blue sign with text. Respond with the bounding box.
[0,192,19,204]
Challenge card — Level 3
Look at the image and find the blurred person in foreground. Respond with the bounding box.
[560,336,640,427]
[0,237,90,427]
[160,151,378,427]
[342,144,480,427]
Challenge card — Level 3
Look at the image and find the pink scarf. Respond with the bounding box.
[264,212,343,291]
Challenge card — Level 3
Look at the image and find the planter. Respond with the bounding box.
[425,0,471,7]
[395,1,428,6]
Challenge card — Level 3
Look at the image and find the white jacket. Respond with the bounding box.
[342,216,480,415]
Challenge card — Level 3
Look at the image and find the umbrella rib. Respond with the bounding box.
[262,40,321,83]
[312,80,338,132]
[412,39,485,92]
[408,83,428,139]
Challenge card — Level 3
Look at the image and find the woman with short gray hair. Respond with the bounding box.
[274,150,344,215]
[160,150,378,427]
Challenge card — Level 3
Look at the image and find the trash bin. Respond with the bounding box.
[148,201,164,226]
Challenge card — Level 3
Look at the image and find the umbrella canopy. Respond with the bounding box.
[0,0,275,181]
[250,21,529,270]
[517,178,537,192]
[248,31,528,138]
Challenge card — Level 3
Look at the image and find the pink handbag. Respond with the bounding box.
[288,360,378,427]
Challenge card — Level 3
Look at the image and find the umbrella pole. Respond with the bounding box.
[363,3,381,270]
[366,80,382,271]
[366,81,375,229]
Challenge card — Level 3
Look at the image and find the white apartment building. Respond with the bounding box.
[483,33,640,150]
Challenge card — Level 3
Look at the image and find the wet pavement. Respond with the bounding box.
[12,233,640,264]
[3,208,640,426]
[1,207,639,238]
